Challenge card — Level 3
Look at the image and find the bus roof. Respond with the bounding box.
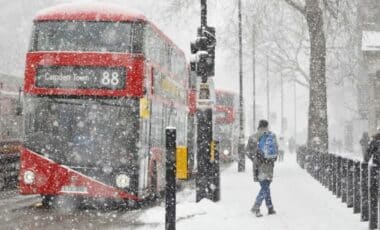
[35,2,147,22]
[216,89,237,96]
[34,2,186,61]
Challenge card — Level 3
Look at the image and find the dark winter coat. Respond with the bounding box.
[246,128,278,181]
[365,133,380,165]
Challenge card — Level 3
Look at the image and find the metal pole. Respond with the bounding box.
[337,156,342,198]
[195,0,218,202]
[280,73,284,136]
[341,158,347,203]
[353,161,361,213]
[294,78,297,144]
[196,108,213,202]
[266,56,270,121]
[252,28,256,133]
[361,162,369,222]
[369,165,379,229]
[165,128,176,230]
[237,0,245,172]
[328,154,334,191]
[332,155,337,195]
[201,0,207,27]
[347,159,354,208]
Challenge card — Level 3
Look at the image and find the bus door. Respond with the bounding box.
[138,65,153,194]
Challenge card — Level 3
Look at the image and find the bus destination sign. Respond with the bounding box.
[36,66,126,90]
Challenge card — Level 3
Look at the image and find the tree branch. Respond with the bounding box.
[283,0,306,15]
[294,78,309,88]
[322,0,338,19]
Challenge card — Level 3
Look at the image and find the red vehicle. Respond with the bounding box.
[20,3,192,206]
[214,89,238,162]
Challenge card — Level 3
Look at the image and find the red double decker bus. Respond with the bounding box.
[20,3,192,206]
[214,89,238,162]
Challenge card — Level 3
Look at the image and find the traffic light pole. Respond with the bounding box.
[191,0,218,202]
[201,0,207,35]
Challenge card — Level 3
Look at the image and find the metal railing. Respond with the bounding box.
[296,147,379,229]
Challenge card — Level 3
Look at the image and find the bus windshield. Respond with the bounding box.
[216,93,234,107]
[23,96,139,168]
[31,21,143,53]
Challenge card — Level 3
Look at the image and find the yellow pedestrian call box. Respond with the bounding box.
[139,97,150,119]
[176,146,188,180]
[210,141,215,162]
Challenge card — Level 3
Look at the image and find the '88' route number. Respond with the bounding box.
[101,71,120,86]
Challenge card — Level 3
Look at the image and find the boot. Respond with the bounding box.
[251,206,263,217]
[268,207,276,215]
[254,209,263,217]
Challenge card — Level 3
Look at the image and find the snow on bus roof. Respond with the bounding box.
[34,2,187,62]
[35,2,146,22]
[216,89,237,95]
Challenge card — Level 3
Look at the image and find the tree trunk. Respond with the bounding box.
[305,0,328,152]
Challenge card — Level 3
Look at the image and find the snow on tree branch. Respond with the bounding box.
[283,0,306,15]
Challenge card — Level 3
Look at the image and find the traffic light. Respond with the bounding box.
[190,26,216,78]
[201,26,215,77]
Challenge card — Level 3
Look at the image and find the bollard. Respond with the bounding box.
[314,153,317,179]
[341,158,347,203]
[328,154,334,192]
[322,153,326,185]
[353,161,361,214]
[361,162,369,222]
[368,165,379,229]
[337,156,342,198]
[332,155,337,195]
[165,128,176,230]
[329,154,335,192]
[317,153,322,183]
[315,152,320,181]
[321,153,326,186]
[312,152,316,179]
[346,160,354,208]
[324,153,331,188]
[301,146,307,169]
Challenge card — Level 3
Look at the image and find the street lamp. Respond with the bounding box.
[237,0,245,172]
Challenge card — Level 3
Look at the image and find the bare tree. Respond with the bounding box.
[282,0,329,152]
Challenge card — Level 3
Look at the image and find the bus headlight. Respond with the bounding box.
[115,174,130,188]
[223,149,230,155]
[24,170,35,184]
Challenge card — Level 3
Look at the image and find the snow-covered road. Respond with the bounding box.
[135,154,368,230]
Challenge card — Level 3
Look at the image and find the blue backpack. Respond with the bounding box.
[257,132,278,159]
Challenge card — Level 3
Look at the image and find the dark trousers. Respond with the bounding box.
[254,179,273,209]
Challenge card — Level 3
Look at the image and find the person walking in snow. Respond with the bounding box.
[278,136,285,162]
[288,137,296,153]
[246,119,278,217]
[365,128,380,165]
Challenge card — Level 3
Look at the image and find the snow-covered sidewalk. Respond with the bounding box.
[134,154,368,230]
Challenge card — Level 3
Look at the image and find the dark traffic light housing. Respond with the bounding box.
[190,26,216,78]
